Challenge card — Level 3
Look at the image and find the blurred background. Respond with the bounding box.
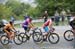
[0,0,75,27]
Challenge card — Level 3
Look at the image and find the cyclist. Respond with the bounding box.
[4,21,16,43]
[42,18,54,41]
[22,17,35,40]
[69,16,75,48]
[69,17,75,36]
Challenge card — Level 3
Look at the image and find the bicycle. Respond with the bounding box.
[38,27,60,44]
[18,27,43,43]
[64,29,75,41]
[0,29,23,45]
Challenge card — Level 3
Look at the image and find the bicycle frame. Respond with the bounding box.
[24,28,39,37]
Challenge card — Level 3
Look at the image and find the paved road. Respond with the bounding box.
[0,26,75,49]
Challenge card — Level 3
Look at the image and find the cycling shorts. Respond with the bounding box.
[44,26,49,32]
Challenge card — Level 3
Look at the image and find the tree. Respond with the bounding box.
[27,7,41,18]
[35,0,75,16]
[6,0,31,16]
[35,0,56,16]
[0,4,12,19]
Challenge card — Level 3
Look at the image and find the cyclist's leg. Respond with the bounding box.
[4,30,12,40]
[43,26,49,40]
[23,27,30,40]
[6,32,11,40]
[44,26,49,35]
[23,26,30,34]
[23,27,27,33]
[4,30,13,43]
[10,32,15,40]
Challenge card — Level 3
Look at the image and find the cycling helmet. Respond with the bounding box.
[24,16,30,20]
[9,20,13,24]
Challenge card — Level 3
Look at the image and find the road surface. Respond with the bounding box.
[0,26,75,49]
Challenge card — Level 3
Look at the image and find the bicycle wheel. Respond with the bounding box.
[64,30,74,41]
[13,35,23,45]
[18,33,27,43]
[32,32,43,43]
[0,35,9,45]
[48,33,59,44]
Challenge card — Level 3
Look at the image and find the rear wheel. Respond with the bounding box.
[0,35,9,45]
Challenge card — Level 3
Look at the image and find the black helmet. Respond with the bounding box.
[24,16,30,20]
[9,21,13,24]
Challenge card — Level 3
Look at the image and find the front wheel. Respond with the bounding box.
[48,33,59,44]
[13,35,23,45]
[64,30,74,41]
[32,32,43,44]
[0,35,9,45]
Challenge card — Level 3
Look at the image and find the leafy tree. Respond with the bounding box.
[0,4,12,19]
[35,0,75,16]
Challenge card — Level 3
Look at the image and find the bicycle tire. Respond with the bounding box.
[32,32,43,43]
[18,33,27,43]
[0,35,9,45]
[64,30,74,41]
[13,35,23,45]
[48,33,60,44]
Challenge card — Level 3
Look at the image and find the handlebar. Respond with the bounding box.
[49,27,55,32]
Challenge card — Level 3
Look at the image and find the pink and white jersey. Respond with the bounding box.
[22,18,31,27]
[26,18,31,24]
[44,19,52,26]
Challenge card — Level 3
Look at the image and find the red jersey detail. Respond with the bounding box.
[44,19,52,26]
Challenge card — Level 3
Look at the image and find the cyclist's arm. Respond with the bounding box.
[31,22,35,27]
[29,23,34,28]
[11,24,16,31]
[49,23,52,28]
[49,20,53,28]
